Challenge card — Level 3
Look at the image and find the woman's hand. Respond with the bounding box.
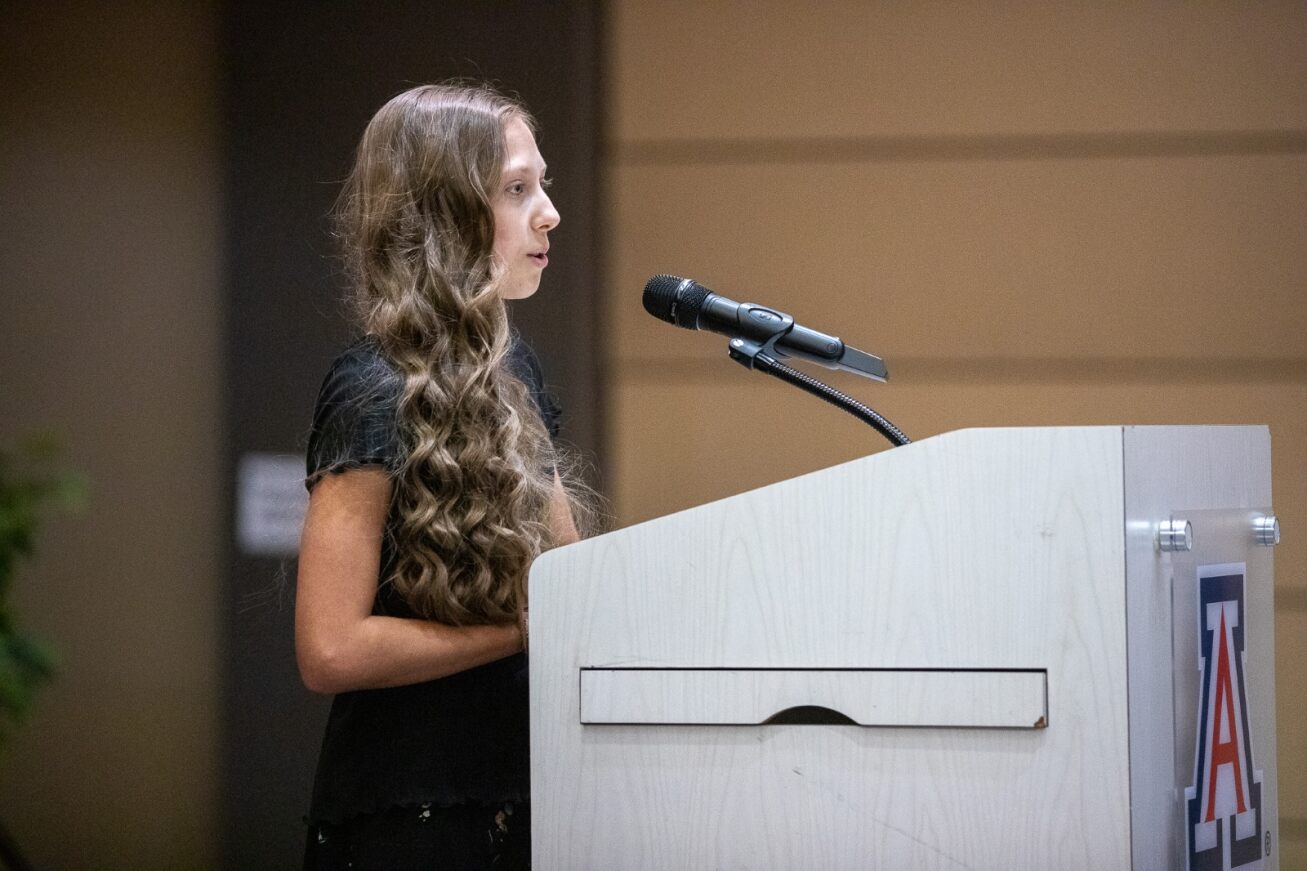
[550,471,581,546]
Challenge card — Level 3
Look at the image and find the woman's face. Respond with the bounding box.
[492,116,560,300]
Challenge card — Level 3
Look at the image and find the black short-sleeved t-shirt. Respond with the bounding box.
[302,335,561,825]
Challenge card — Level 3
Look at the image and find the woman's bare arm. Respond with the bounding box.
[294,468,521,695]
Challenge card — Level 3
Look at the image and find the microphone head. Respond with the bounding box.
[643,274,712,329]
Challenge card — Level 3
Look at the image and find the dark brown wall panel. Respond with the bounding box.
[221,3,603,866]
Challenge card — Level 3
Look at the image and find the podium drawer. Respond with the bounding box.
[579,668,1047,729]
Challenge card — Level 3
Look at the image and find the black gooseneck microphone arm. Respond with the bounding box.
[726,334,911,448]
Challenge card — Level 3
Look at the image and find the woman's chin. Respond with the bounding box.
[500,279,541,301]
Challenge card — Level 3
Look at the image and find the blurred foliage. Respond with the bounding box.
[0,434,85,752]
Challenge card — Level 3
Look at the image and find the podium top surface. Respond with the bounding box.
[543,425,1270,559]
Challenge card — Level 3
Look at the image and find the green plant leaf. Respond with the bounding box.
[0,433,79,754]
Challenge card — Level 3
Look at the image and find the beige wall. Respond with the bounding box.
[0,3,222,867]
[605,0,1307,862]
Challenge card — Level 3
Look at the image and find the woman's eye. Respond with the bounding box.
[541,176,554,190]
[508,183,525,195]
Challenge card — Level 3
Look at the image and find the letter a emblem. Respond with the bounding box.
[1185,565,1263,870]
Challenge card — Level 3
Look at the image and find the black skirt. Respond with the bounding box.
[304,800,530,871]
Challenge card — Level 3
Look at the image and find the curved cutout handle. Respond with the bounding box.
[762,705,857,726]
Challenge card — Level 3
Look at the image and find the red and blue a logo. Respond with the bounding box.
[1184,564,1263,870]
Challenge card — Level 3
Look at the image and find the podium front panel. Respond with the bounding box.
[531,426,1277,869]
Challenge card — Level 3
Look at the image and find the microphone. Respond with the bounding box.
[642,275,888,381]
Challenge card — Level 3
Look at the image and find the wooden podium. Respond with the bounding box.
[529,426,1280,869]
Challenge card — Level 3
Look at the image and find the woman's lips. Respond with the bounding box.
[529,252,548,268]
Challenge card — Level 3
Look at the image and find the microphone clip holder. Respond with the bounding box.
[726,333,784,371]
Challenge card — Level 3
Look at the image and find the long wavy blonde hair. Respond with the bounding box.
[334,83,562,625]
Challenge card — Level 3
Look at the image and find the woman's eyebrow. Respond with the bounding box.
[503,160,547,176]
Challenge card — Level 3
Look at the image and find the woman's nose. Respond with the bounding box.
[537,193,560,231]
